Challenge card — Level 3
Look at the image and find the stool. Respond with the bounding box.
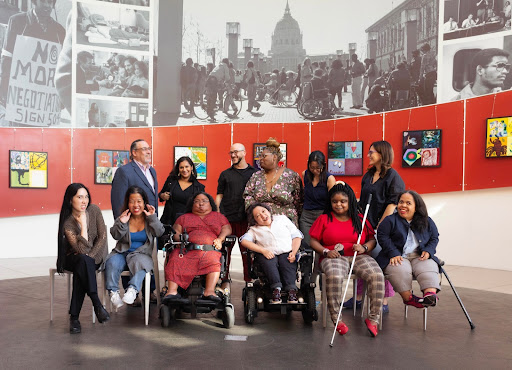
[49,268,105,323]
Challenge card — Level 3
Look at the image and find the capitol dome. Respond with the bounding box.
[270,1,306,70]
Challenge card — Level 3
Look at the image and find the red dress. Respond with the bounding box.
[165,212,229,289]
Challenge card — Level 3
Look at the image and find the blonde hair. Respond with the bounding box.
[264,137,283,161]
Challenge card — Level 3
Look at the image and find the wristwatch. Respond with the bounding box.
[362,245,368,252]
[323,249,329,257]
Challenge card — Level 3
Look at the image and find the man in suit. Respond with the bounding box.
[111,139,158,304]
[111,139,158,219]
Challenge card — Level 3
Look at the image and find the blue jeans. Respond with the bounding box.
[105,252,147,292]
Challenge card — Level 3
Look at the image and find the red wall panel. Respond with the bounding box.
[1,128,71,217]
[384,101,464,194]
[464,90,512,190]
[72,128,152,211]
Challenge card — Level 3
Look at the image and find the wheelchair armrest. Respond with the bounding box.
[224,235,237,246]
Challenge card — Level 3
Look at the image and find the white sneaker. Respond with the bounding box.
[110,290,124,309]
[122,286,138,305]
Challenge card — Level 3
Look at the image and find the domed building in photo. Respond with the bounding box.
[270,1,306,70]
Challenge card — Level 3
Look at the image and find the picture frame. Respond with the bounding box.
[253,143,287,170]
[9,150,48,188]
[485,117,511,158]
[95,149,130,184]
[327,141,363,176]
[402,130,442,168]
[174,146,207,180]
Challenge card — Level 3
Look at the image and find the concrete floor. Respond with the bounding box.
[1,253,511,369]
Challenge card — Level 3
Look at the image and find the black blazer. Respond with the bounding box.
[158,175,204,225]
[111,161,158,219]
[376,213,439,270]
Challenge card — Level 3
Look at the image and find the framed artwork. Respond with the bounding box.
[174,146,207,180]
[95,149,130,184]
[9,150,48,188]
[253,143,287,170]
[402,130,442,167]
[327,141,363,176]
[485,117,512,158]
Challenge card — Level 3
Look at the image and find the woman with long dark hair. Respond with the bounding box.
[344,140,405,312]
[159,156,205,226]
[105,186,164,308]
[57,183,109,334]
[376,190,441,308]
[309,182,384,337]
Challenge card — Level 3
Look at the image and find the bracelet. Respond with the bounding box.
[323,249,329,257]
[362,245,368,252]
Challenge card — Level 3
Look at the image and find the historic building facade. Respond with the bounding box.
[365,0,438,73]
[269,1,306,70]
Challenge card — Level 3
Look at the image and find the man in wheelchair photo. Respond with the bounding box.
[159,192,236,328]
[240,203,318,324]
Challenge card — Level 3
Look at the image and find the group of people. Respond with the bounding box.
[57,137,441,338]
[444,1,511,32]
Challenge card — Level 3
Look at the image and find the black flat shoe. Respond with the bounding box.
[94,305,110,323]
[202,294,222,303]
[162,293,182,303]
[70,319,81,334]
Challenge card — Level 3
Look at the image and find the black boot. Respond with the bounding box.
[70,317,81,334]
[94,305,110,323]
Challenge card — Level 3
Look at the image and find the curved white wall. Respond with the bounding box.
[1,188,511,271]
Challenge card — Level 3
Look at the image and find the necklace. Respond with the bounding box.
[265,168,278,184]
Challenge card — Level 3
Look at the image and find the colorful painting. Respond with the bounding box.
[486,117,512,158]
[174,146,207,180]
[95,149,130,184]
[327,141,363,176]
[9,150,48,188]
[253,143,287,170]
[402,130,442,167]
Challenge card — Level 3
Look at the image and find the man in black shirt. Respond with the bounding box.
[216,143,257,290]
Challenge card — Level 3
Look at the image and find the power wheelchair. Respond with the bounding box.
[242,241,318,324]
[159,225,237,329]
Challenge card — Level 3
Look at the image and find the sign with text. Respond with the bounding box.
[5,35,62,126]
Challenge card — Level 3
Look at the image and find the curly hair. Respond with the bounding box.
[264,137,283,161]
[246,202,272,226]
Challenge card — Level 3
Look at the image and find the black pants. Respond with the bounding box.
[64,254,101,318]
[256,253,297,291]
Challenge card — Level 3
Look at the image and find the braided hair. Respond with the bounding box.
[325,181,363,235]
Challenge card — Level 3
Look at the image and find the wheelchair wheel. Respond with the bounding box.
[244,290,256,324]
[223,92,242,117]
[302,99,320,120]
[301,289,318,324]
[193,101,210,120]
[222,305,235,328]
[160,304,171,328]
[282,91,298,107]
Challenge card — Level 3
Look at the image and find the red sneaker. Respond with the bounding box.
[365,318,378,337]
[336,321,349,335]
[404,294,424,309]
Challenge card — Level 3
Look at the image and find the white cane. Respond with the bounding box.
[329,194,372,347]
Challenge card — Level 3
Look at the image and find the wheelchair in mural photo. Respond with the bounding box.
[242,241,318,324]
[298,82,336,120]
[159,226,237,329]
[266,84,298,107]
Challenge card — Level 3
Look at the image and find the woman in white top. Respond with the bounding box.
[240,203,303,304]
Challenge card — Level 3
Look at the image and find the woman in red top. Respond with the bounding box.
[163,192,232,302]
[309,182,384,337]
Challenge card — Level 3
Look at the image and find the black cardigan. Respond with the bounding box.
[158,175,204,225]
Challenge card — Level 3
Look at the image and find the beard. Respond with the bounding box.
[232,156,242,165]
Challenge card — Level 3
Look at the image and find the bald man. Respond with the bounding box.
[216,143,257,288]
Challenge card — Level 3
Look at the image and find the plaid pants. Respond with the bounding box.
[321,254,384,324]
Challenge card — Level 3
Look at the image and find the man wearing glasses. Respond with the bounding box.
[110,139,158,304]
[452,48,510,101]
[215,143,257,290]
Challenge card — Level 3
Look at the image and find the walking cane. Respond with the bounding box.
[432,256,476,330]
[329,194,372,347]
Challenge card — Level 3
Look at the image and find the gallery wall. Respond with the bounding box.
[2,89,512,218]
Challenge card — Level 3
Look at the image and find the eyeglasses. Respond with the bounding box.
[135,147,152,152]
[193,199,209,205]
[485,63,511,72]
[228,150,244,155]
